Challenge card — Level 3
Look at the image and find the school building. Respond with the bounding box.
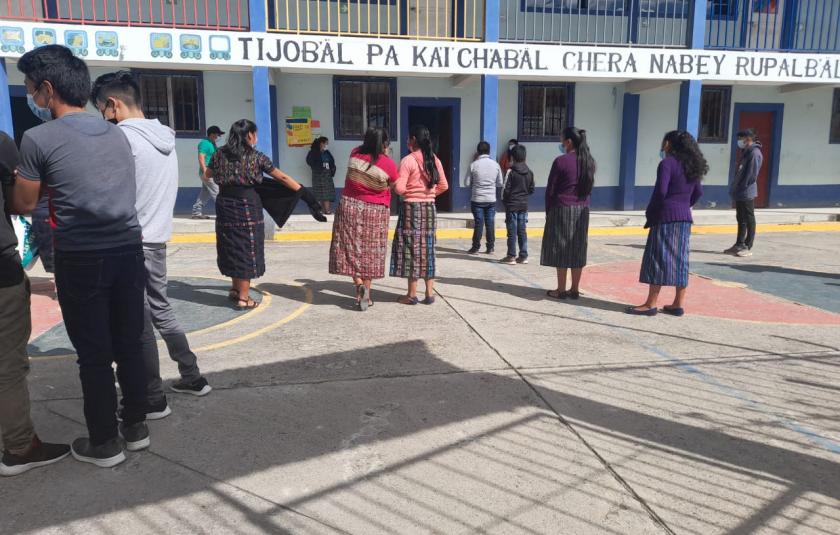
[2,1,840,212]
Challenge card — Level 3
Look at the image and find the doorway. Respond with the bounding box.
[400,98,461,212]
[732,104,783,208]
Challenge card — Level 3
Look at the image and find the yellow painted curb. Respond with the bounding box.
[169,221,840,244]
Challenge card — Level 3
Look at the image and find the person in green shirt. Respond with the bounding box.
[192,125,224,219]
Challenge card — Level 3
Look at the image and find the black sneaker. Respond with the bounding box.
[170,377,212,397]
[146,399,172,420]
[71,437,125,468]
[0,437,70,477]
[516,256,529,264]
[466,247,480,254]
[484,248,495,255]
[119,422,150,451]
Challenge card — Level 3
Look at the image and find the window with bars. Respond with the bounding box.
[698,86,731,143]
[333,77,396,140]
[517,83,574,141]
[135,71,204,137]
[830,89,840,144]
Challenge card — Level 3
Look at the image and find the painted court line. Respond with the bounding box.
[486,261,840,456]
[169,222,840,244]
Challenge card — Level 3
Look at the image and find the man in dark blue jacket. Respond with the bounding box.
[725,129,763,257]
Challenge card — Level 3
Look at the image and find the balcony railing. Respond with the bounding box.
[500,0,691,47]
[0,1,249,30]
[706,0,840,52]
[267,0,484,41]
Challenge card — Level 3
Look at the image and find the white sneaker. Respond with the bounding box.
[735,249,753,257]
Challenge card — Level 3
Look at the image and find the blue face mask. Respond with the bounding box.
[659,150,667,160]
[559,143,566,155]
[27,93,53,122]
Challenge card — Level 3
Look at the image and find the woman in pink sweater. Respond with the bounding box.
[389,125,449,304]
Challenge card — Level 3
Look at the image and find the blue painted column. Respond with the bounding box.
[618,94,640,211]
[677,0,708,138]
[0,59,14,137]
[249,0,276,235]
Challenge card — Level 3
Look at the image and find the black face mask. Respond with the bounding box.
[107,118,118,125]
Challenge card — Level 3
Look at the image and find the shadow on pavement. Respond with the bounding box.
[9,340,840,533]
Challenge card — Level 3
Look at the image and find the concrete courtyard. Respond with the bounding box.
[2,224,840,535]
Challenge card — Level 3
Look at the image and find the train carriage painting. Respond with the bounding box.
[209,35,231,60]
[64,30,88,56]
[0,27,25,54]
[32,28,57,48]
[150,33,173,58]
[180,34,202,59]
[95,31,119,57]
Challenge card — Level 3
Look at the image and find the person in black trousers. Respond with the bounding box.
[725,129,763,258]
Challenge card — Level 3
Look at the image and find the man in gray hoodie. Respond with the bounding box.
[726,129,763,258]
[465,141,504,254]
[92,72,211,420]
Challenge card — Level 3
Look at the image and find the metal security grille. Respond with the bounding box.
[268,0,484,41]
[698,85,731,143]
[0,1,249,30]
[500,0,690,46]
[336,79,392,138]
[138,73,202,134]
[519,83,571,140]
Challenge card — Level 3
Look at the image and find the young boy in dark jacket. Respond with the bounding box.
[726,129,763,257]
[500,145,535,265]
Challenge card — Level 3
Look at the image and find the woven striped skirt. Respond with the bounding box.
[639,222,692,287]
[389,201,436,280]
[540,205,589,269]
[329,196,390,280]
[215,188,265,280]
[311,168,336,202]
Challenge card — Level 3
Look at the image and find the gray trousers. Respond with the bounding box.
[141,244,201,405]
[192,177,219,216]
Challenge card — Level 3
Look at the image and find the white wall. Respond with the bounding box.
[497,80,622,189]
[701,85,840,188]
[273,72,482,189]
[635,84,680,187]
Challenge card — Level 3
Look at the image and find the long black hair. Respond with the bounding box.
[221,119,257,161]
[356,128,389,170]
[306,137,327,167]
[562,126,596,199]
[663,130,708,182]
[410,124,439,186]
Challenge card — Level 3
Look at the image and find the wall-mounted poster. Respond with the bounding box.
[286,117,313,147]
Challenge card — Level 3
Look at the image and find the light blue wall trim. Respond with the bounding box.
[678,80,702,138]
[618,93,640,211]
[0,59,14,137]
[252,67,274,159]
[687,0,708,48]
[480,75,499,160]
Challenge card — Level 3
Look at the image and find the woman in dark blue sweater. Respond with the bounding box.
[627,130,706,317]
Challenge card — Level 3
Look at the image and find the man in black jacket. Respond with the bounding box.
[726,129,763,258]
[500,144,535,265]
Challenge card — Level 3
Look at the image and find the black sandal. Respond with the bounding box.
[227,289,239,302]
[546,290,569,300]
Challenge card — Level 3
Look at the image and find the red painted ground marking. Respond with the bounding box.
[29,277,63,341]
[584,261,840,325]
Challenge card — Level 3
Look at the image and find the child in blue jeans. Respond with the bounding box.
[500,145,535,265]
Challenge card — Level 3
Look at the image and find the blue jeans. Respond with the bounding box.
[471,202,496,250]
[505,211,528,258]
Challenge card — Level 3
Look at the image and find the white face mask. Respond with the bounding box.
[27,93,53,122]
[737,140,747,149]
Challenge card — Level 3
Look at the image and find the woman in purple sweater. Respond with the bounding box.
[627,130,706,317]
[542,127,596,299]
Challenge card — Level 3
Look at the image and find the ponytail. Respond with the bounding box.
[410,124,439,186]
[562,126,595,199]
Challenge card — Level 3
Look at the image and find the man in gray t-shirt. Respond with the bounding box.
[10,45,149,469]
